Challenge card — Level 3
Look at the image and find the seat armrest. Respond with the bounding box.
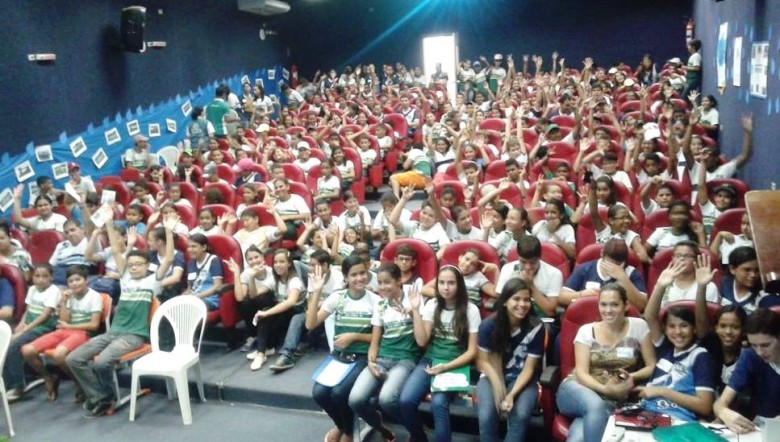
[540,365,560,389]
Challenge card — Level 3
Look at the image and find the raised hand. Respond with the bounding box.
[408,280,422,311]
[690,220,704,233]
[583,58,594,69]
[694,253,717,286]
[162,212,181,231]
[126,226,139,247]
[224,257,240,275]
[552,51,559,60]
[400,186,415,201]
[687,90,699,104]
[480,212,495,231]
[657,260,686,288]
[308,262,326,294]
[742,114,753,132]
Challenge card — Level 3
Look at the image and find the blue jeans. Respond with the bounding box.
[399,359,457,442]
[279,312,305,357]
[4,330,45,390]
[348,358,415,428]
[476,376,538,442]
[312,357,367,435]
[555,378,614,442]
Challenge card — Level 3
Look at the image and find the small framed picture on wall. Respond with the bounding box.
[69,136,87,158]
[126,120,140,136]
[14,160,35,183]
[52,162,69,180]
[34,145,53,162]
[104,128,121,146]
[149,123,161,138]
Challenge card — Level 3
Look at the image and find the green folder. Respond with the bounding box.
[430,359,471,393]
[651,422,728,442]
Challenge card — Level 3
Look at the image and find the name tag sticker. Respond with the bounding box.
[616,347,634,358]
[148,263,159,271]
[585,281,601,290]
[656,358,674,373]
[187,272,197,281]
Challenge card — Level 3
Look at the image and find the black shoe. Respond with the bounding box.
[85,401,113,418]
[269,355,295,373]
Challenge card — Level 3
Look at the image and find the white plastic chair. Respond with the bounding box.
[0,322,15,436]
[156,145,181,171]
[129,296,207,425]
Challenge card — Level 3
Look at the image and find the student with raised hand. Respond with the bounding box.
[555,283,655,442]
[639,256,716,421]
[306,255,379,442]
[389,186,450,261]
[476,278,545,442]
[583,181,649,264]
[13,184,67,233]
[714,308,780,434]
[656,241,720,306]
[644,200,705,257]
[66,211,177,417]
[693,253,747,390]
[348,263,421,442]
[398,265,481,442]
[247,248,303,371]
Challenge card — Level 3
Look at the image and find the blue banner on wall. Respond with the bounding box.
[0,65,284,212]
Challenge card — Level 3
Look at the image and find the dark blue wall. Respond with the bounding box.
[278,0,692,78]
[693,0,780,191]
[0,0,284,152]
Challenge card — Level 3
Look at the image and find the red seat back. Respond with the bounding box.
[710,208,747,239]
[281,164,306,184]
[507,242,571,282]
[0,264,27,322]
[559,296,641,379]
[204,235,243,328]
[380,239,438,282]
[647,247,721,294]
[439,241,500,284]
[706,178,749,209]
[29,230,65,265]
[202,182,235,207]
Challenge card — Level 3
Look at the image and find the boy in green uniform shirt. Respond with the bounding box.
[66,213,177,417]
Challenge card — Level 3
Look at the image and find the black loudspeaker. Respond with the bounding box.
[121,6,146,52]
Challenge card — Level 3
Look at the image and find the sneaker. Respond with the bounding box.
[265,348,276,356]
[240,337,256,352]
[269,355,295,373]
[293,342,310,357]
[250,354,266,371]
[6,388,23,403]
[85,401,114,418]
[246,350,259,360]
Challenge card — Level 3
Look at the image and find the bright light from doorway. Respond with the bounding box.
[422,34,458,104]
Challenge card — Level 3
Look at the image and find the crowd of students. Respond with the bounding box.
[0,43,778,442]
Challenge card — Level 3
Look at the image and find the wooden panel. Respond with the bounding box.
[745,191,780,293]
